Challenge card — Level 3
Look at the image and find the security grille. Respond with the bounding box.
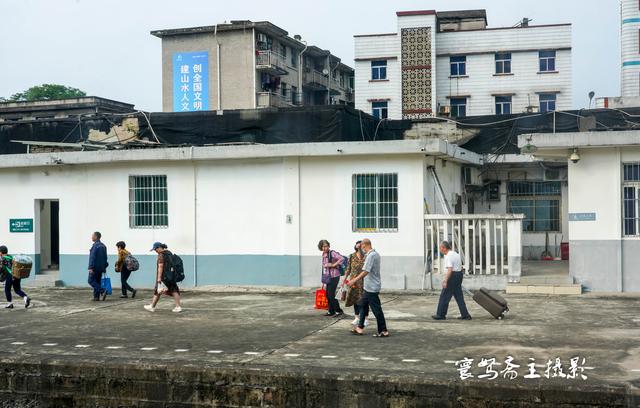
[352,173,398,232]
[129,175,169,228]
[507,181,561,232]
[623,163,640,237]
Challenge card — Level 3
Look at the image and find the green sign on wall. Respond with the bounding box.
[10,219,33,233]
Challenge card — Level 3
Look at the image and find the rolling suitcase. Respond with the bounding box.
[472,287,509,320]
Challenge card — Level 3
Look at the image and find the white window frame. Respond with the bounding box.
[495,52,512,74]
[539,93,557,113]
[623,163,640,237]
[507,181,561,233]
[372,101,388,119]
[371,60,387,80]
[450,97,467,117]
[129,175,169,229]
[495,96,512,115]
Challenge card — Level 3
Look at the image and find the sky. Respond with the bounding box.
[0,0,620,112]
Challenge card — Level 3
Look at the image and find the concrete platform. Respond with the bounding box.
[1,287,639,407]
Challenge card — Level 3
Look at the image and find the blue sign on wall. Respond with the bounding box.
[569,213,597,222]
[173,51,209,112]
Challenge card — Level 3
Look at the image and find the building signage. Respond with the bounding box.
[173,51,209,112]
[569,213,596,222]
[10,218,33,233]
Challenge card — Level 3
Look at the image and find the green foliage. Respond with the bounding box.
[8,84,87,101]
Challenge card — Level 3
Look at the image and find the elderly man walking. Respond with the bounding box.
[346,238,389,337]
[432,240,472,321]
[88,231,108,302]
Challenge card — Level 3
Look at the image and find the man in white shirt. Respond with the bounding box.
[432,240,472,321]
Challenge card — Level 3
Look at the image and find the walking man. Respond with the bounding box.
[88,231,108,301]
[432,240,472,321]
[1,246,31,309]
[346,238,389,337]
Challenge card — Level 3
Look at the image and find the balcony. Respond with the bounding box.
[302,69,329,90]
[256,51,288,76]
[424,214,525,282]
[256,92,298,108]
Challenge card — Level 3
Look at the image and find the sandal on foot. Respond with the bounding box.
[373,332,390,338]
[350,329,364,336]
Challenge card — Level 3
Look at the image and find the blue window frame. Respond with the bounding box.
[539,93,557,112]
[371,60,387,80]
[495,53,512,74]
[372,101,388,119]
[450,98,467,117]
[495,96,512,115]
[539,50,556,72]
[450,56,466,76]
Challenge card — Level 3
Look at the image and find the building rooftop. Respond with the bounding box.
[0,96,135,114]
[436,9,487,21]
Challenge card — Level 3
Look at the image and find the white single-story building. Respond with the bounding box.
[519,131,640,292]
[1,139,494,290]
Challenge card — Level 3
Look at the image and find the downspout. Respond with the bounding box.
[299,41,308,105]
[191,146,198,287]
[214,25,222,110]
[252,28,257,108]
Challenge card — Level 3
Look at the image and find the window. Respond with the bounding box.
[539,50,556,72]
[450,56,466,76]
[539,93,557,112]
[352,173,398,232]
[281,82,288,97]
[508,181,561,232]
[495,52,512,74]
[450,97,467,117]
[280,44,287,58]
[291,85,298,105]
[372,101,388,119]
[371,60,387,80]
[623,163,640,236]
[291,49,298,68]
[495,96,512,115]
[129,175,168,228]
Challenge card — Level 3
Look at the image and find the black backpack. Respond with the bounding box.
[162,251,185,284]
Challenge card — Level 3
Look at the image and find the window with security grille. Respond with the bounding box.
[129,175,169,228]
[623,163,640,237]
[507,181,561,232]
[352,174,398,232]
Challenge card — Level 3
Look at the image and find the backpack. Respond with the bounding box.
[162,251,185,284]
[124,255,139,272]
[0,255,12,282]
[329,250,348,276]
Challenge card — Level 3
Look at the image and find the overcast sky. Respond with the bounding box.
[0,0,619,112]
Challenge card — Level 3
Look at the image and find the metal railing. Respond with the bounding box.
[256,51,287,70]
[425,214,524,279]
[256,92,294,108]
[303,69,329,88]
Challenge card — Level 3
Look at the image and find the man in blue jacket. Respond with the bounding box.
[88,231,108,301]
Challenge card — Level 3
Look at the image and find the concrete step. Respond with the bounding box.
[506,283,582,295]
[29,271,63,288]
[518,274,574,285]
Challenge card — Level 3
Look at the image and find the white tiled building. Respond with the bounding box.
[354,9,572,119]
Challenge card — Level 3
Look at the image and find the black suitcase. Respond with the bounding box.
[472,287,509,320]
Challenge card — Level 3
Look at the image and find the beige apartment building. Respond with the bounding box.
[151,20,354,112]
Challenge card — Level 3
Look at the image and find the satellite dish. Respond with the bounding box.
[322,69,329,76]
[521,143,538,154]
[588,91,595,109]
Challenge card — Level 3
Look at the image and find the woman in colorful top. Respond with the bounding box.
[1,245,31,309]
[318,239,344,317]
[115,241,136,299]
[344,240,369,327]
[144,242,182,313]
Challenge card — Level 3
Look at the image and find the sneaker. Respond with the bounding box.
[5,303,13,309]
[120,295,128,299]
[457,316,472,321]
[172,306,182,313]
[144,305,155,312]
[364,319,370,327]
[24,297,31,309]
[431,315,446,321]
[351,317,359,325]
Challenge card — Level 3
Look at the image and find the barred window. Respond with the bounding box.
[507,181,561,232]
[129,175,168,228]
[352,174,398,232]
[623,163,640,237]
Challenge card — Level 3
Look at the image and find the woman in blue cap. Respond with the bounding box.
[144,242,182,313]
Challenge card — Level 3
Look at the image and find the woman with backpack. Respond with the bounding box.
[144,242,182,313]
[318,239,344,318]
[115,241,136,299]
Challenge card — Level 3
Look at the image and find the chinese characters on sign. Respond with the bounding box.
[9,219,33,233]
[453,356,593,381]
[173,51,209,112]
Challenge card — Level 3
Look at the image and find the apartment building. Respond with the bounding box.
[354,9,572,119]
[151,21,354,112]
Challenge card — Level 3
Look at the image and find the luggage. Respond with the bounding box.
[11,255,33,279]
[472,287,509,320]
[314,287,329,310]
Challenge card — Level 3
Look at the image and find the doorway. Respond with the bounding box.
[35,199,60,272]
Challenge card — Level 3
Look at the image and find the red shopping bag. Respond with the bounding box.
[314,287,329,310]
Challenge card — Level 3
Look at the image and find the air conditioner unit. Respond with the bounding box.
[439,105,451,115]
[462,167,481,186]
[544,168,562,181]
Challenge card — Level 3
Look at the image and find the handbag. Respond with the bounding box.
[314,286,329,310]
[101,274,113,295]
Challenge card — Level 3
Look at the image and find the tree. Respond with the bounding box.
[8,84,87,102]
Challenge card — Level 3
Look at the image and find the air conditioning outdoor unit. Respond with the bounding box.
[439,105,451,115]
[544,168,562,181]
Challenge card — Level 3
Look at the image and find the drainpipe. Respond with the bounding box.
[299,41,308,105]
[214,25,222,110]
[191,146,198,287]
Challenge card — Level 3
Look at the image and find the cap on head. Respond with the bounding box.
[150,242,164,251]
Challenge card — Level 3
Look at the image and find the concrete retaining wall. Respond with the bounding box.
[0,359,637,407]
